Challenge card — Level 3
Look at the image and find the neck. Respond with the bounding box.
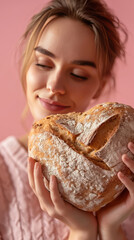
[18,134,28,151]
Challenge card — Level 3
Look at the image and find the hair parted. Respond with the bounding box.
[20,0,128,92]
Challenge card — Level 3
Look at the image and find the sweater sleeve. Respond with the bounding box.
[0,137,70,240]
[0,152,15,239]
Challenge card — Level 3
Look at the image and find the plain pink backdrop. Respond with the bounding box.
[0,0,134,141]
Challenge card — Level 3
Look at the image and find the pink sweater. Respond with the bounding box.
[0,136,69,240]
[0,136,134,240]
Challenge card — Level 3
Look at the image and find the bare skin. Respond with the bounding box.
[27,158,97,240]
[97,142,134,240]
[19,137,134,240]
[20,17,134,240]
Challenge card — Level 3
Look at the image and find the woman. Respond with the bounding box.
[0,0,134,239]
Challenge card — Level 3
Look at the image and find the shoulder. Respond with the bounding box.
[0,136,18,161]
[0,135,28,205]
[0,135,28,175]
[0,135,17,150]
[0,135,27,159]
[0,136,17,173]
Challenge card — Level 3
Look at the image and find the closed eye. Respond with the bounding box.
[35,63,52,69]
[71,72,88,80]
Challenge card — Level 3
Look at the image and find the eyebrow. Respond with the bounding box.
[34,46,96,68]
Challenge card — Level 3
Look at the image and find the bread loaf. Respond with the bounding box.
[28,102,134,212]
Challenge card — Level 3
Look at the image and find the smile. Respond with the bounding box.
[38,97,70,112]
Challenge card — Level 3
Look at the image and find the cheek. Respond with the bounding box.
[70,80,100,111]
[73,80,99,100]
[26,66,45,93]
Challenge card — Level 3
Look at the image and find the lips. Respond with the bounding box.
[38,97,70,112]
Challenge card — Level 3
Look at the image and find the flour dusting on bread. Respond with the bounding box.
[28,102,134,211]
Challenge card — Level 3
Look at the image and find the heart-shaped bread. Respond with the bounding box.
[28,102,134,211]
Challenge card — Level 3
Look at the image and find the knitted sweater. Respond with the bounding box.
[0,136,69,240]
[0,136,134,240]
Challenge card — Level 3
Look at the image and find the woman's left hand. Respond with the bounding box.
[96,142,134,239]
[27,157,98,240]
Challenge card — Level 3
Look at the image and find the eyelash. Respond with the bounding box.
[35,63,88,80]
[35,63,52,69]
[71,73,88,80]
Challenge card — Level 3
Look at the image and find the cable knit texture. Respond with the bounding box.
[0,136,69,240]
[0,136,134,240]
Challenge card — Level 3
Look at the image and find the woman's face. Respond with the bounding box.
[26,17,100,120]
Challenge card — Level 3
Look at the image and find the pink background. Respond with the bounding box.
[0,0,134,141]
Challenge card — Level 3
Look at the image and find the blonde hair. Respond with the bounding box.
[20,0,127,94]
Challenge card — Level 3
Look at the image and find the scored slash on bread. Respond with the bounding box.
[28,102,134,211]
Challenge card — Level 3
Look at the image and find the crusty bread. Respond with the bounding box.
[28,102,134,212]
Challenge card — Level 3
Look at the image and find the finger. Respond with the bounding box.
[34,162,53,207]
[128,142,134,154]
[27,157,36,191]
[122,154,134,172]
[49,175,65,213]
[118,172,134,197]
[43,176,49,190]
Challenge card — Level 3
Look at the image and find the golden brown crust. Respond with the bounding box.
[28,102,134,211]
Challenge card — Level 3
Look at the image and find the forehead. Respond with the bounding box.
[37,17,97,62]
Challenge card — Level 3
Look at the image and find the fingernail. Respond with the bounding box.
[128,142,134,149]
[118,171,124,178]
[122,154,128,161]
[35,162,39,169]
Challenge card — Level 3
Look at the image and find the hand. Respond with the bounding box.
[96,142,134,240]
[27,157,97,240]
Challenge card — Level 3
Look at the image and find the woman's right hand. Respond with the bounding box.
[27,157,97,240]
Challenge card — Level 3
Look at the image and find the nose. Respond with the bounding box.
[46,70,66,95]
